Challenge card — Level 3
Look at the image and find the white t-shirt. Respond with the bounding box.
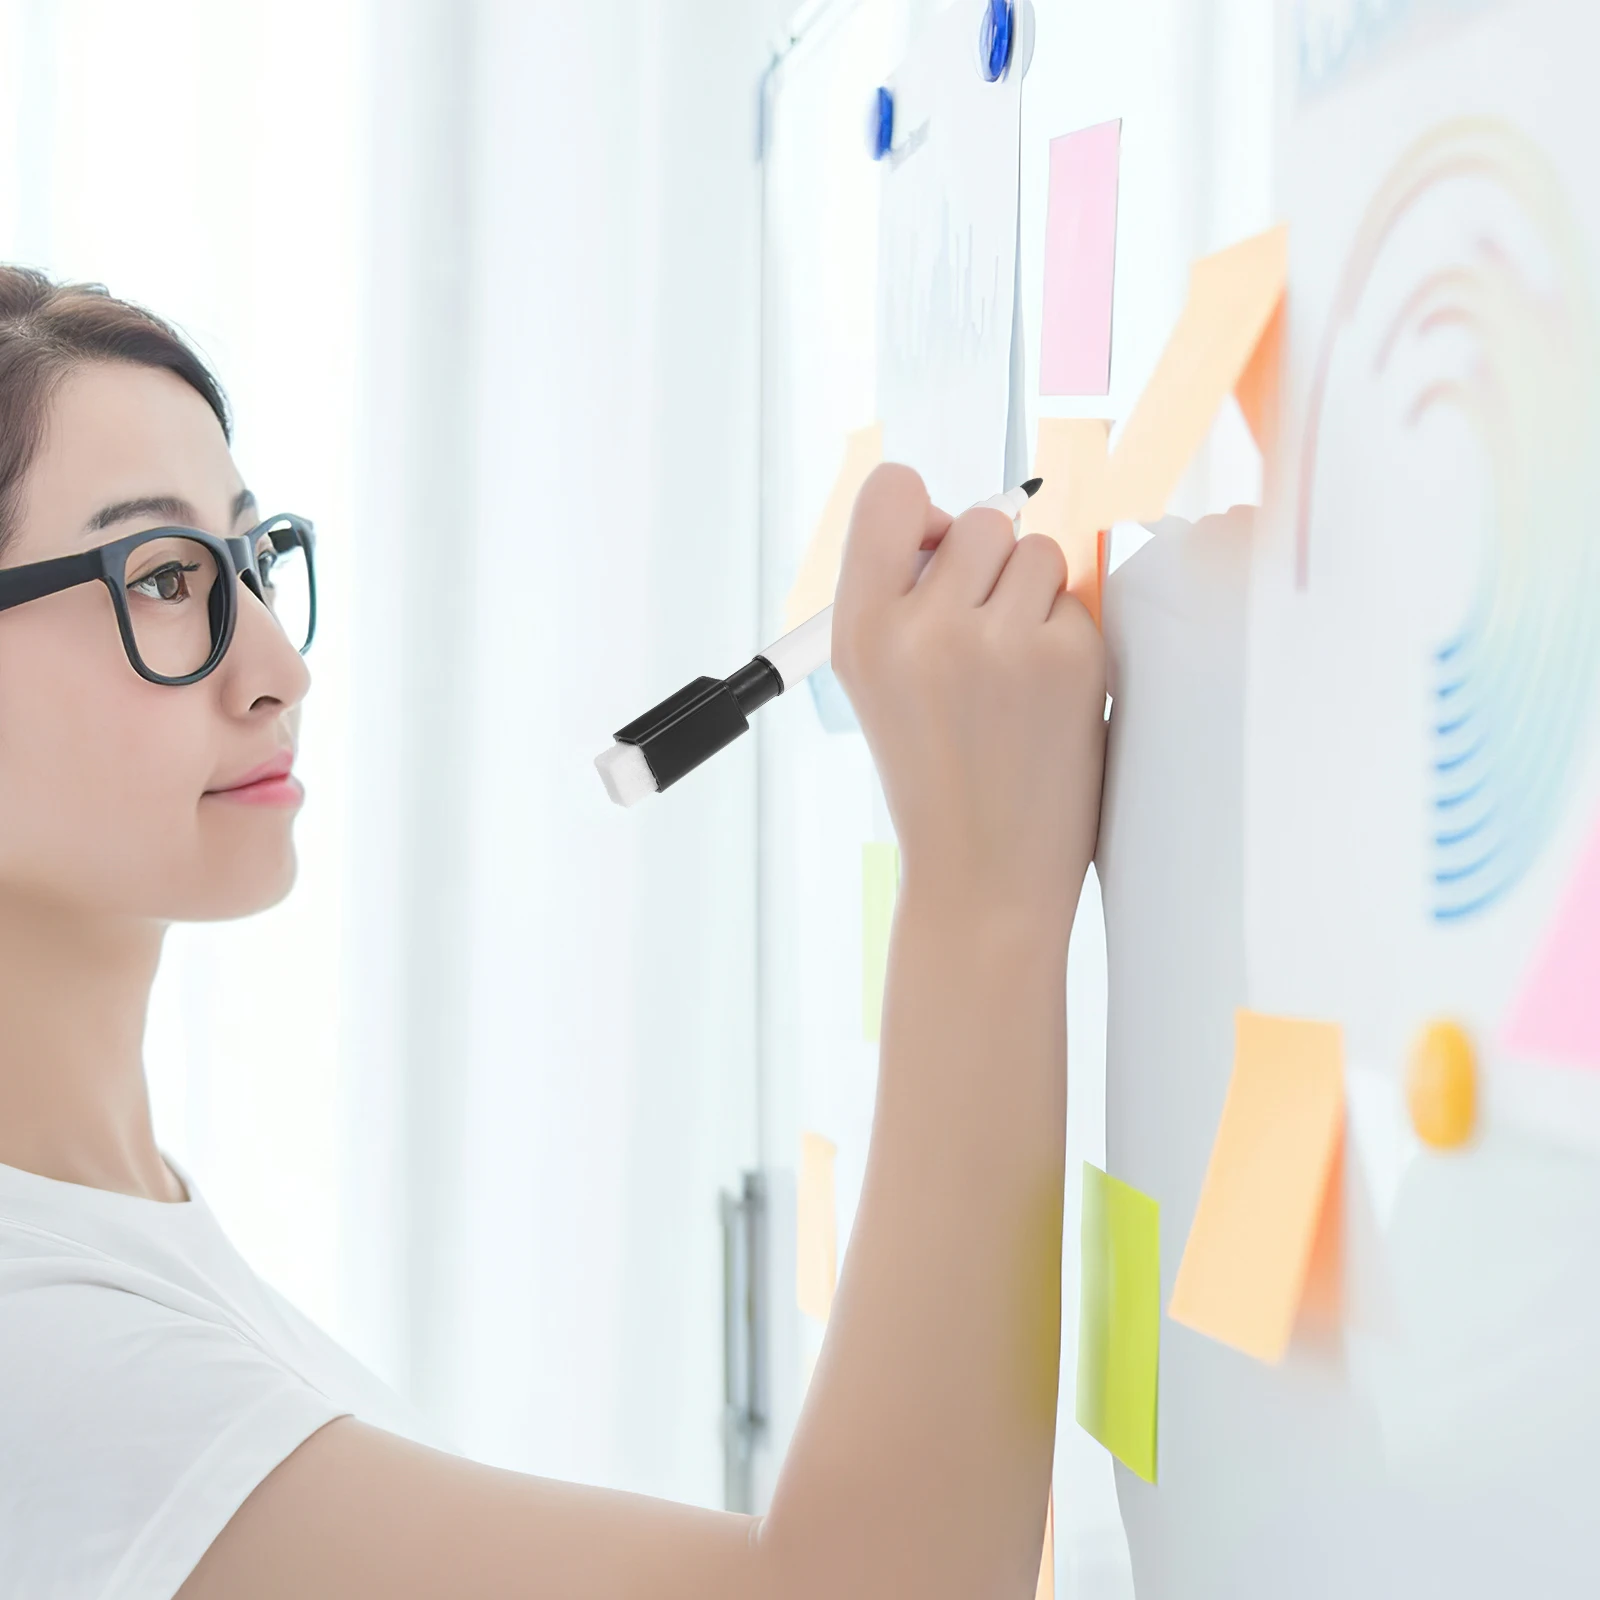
[0,1152,435,1600]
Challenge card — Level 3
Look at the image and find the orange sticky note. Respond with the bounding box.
[1021,418,1112,629]
[1169,1009,1344,1363]
[1234,295,1284,456]
[797,1131,838,1321]
[1106,224,1287,519]
[783,423,883,629]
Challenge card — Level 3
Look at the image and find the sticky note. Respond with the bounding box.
[1039,120,1121,396]
[783,422,884,630]
[1502,806,1600,1070]
[797,1131,838,1321]
[1108,223,1287,518]
[1076,1163,1160,1483]
[1021,223,1287,627]
[1169,1010,1344,1363]
[1021,419,1111,629]
[862,842,900,1043]
[807,662,861,735]
[1233,294,1284,455]
[1295,1122,1344,1338]
[1034,1486,1055,1600]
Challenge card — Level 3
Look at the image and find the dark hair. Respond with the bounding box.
[0,264,232,559]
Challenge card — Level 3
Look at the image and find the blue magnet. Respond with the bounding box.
[978,0,1014,82]
[869,85,894,160]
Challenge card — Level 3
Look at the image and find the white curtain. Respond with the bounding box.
[346,0,789,1497]
[0,0,367,1334]
[0,0,786,1508]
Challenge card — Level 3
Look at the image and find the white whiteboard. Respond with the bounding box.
[756,0,1600,1588]
[758,2,1273,1590]
[749,0,1600,1593]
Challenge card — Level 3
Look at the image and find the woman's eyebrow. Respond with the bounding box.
[82,487,257,536]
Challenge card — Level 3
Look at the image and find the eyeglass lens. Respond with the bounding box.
[122,535,226,679]
[120,525,311,679]
[253,523,312,654]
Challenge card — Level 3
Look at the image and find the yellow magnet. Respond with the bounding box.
[1406,1020,1477,1149]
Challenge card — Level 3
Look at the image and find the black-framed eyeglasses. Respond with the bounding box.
[0,513,316,685]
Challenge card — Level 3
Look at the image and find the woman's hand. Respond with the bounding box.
[830,463,1106,940]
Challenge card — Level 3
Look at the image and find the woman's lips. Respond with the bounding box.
[205,751,304,807]
[208,771,305,806]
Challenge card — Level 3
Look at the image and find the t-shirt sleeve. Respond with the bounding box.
[0,1280,350,1600]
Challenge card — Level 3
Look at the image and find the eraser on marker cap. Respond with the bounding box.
[595,741,657,808]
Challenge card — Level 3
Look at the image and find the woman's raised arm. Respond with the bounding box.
[180,463,1106,1600]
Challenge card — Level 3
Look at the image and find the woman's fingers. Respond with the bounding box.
[986,532,1067,624]
[917,506,1017,607]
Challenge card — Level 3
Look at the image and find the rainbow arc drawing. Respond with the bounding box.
[1296,120,1600,921]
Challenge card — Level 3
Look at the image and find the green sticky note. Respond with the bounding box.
[1076,1162,1160,1483]
[861,842,900,1042]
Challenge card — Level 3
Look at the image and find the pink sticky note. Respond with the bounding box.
[1502,806,1600,1070]
[1039,119,1121,396]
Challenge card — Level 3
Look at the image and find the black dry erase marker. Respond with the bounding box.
[595,477,1044,806]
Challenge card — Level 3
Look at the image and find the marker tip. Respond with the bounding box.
[1021,477,1043,496]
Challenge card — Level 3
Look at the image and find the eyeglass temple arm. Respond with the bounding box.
[0,550,103,614]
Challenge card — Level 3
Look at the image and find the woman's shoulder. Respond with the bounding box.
[0,1158,267,1332]
[0,1164,440,1450]
[0,1187,357,1600]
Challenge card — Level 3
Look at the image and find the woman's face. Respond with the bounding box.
[0,361,312,922]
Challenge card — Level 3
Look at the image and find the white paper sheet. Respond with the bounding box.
[876,0,1021,513]
[1244,0,1600,1153]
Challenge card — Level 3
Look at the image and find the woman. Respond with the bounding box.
[0,265,1105,1599]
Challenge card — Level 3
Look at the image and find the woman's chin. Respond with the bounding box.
[172,848,300,922]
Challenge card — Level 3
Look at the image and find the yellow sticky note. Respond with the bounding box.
[1076,1163,1160,1483]
[797,1131,837,1321]
[1168,1009,1344,1363]
[862,841,900,1043]
[1022,224,1287,626]
[784,422,884,630]
[1034,1486,1055,1600]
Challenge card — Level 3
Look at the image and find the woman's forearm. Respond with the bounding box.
[754,877,1071,1599]
[748,461,1101,1600]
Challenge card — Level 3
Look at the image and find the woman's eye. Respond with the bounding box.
[129,561,201,602]
[257,549,279,585]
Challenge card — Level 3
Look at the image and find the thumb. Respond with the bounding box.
[836,464,953,618]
